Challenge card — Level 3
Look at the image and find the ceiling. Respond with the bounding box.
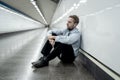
[0,0,60,25]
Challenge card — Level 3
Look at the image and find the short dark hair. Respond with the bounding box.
[69,15,79,24]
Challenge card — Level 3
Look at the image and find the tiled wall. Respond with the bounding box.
[51,0,120,75]
[0,4,44,34]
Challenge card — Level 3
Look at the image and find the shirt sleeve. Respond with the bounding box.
[55,32,80,45]
[47,29,64,37]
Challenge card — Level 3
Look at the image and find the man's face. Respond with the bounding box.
[67,17,76,30]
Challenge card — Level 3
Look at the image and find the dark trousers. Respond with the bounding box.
[41,40,75,63]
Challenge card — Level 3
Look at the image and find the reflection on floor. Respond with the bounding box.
[0,29,95,80]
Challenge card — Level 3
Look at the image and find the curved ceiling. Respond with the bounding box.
[0,0,60,25]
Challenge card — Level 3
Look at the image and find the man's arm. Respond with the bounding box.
[47,29,64,47]
[47,29,64,37]
[55,32,80,45]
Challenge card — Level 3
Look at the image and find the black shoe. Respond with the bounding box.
[33,59,48,68]
[39,57,44,60]
[32,57,44,65]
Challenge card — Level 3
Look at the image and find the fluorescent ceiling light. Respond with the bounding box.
[30,0,48,25]
[80,0,87,3]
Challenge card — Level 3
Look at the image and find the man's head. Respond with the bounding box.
[67,15,79,30]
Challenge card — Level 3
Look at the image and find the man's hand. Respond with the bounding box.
[48,35,56,40]
[49,39,55,47]
[48,35,56,47]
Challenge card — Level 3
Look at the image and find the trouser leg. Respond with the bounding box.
[41,33,57,56]
[41,40,52,56]
[58,44,75,63]
[45,42,75,63]
[32,42,75,68]
[32,40,52,67]
[44,42,62,61]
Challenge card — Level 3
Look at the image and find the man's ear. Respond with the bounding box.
[74,23,77,27]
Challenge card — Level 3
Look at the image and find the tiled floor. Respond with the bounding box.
[0,29,95,80]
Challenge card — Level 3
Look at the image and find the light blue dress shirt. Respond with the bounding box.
[47,28,81,57]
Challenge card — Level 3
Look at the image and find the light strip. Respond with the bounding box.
[30,0,48,25]
[51,0,88,25]
[0,6,40,24]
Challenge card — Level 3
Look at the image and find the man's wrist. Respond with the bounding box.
[52,36,56,40]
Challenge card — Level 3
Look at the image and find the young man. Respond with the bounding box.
[32,15,81,68]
